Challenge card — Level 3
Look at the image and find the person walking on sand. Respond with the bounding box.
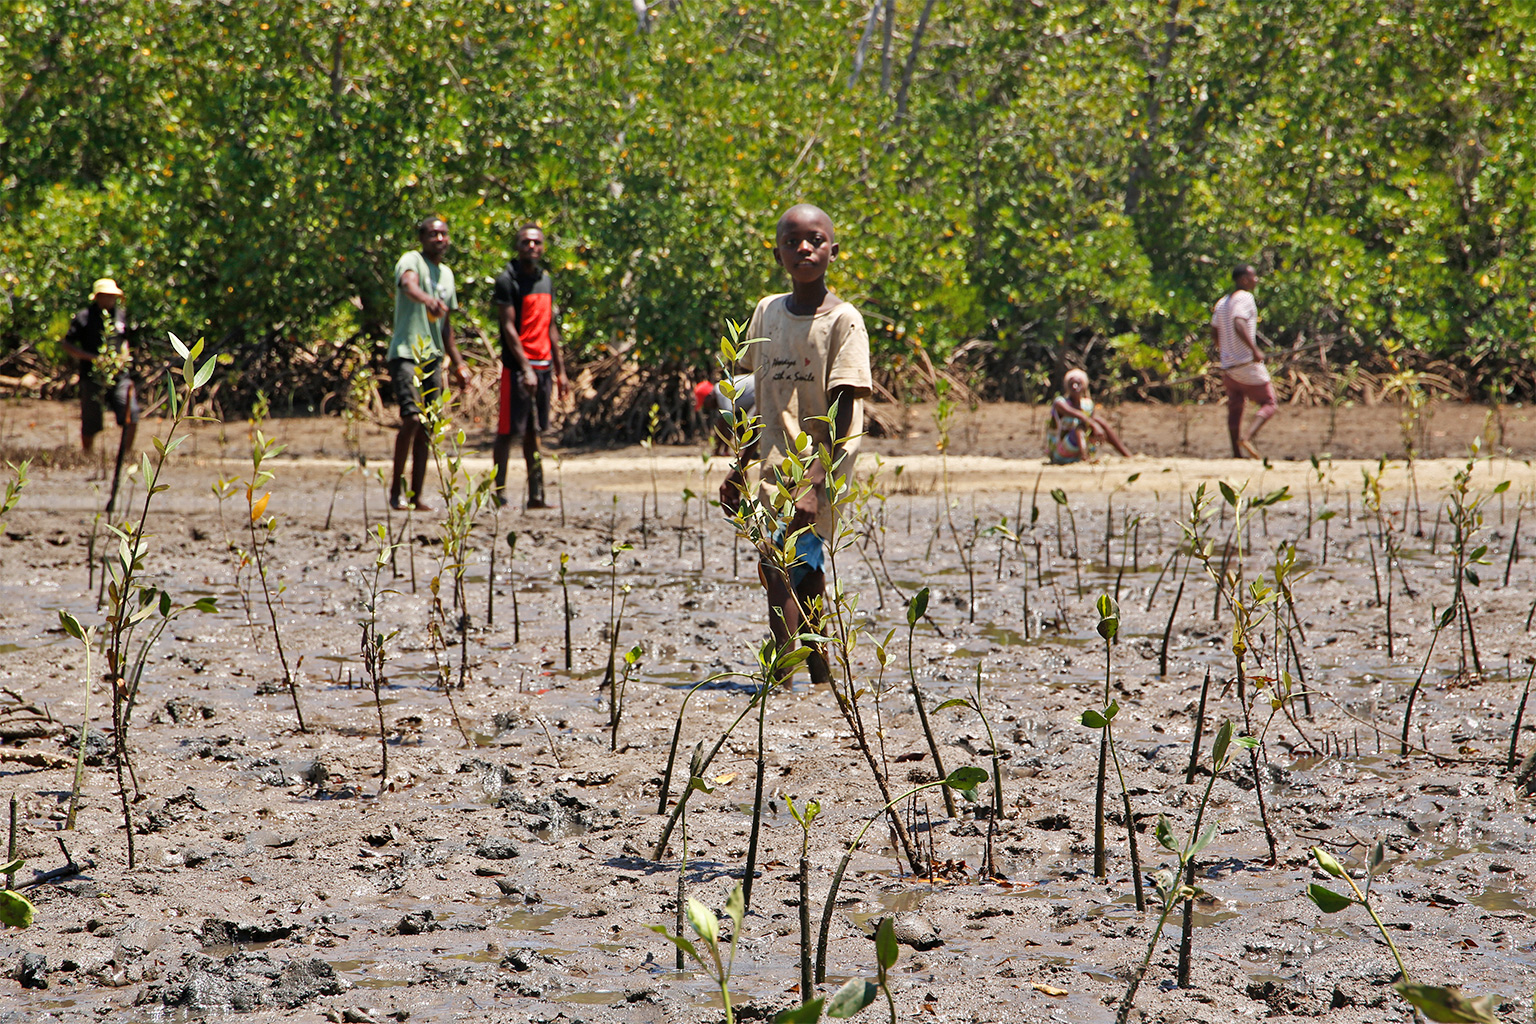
[720,203,872,686]
[1048,368,1132,464]
[388,216,470,511]
[60,278,137,459]
[491,223,567,509]
[1211,263,1277,459]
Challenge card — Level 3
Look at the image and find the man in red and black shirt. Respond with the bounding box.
[492,223,568,508]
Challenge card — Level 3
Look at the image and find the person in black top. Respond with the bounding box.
[491,224,568,508]
[59,278,138,457]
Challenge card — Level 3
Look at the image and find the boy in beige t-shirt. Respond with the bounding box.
[720,204,873,684]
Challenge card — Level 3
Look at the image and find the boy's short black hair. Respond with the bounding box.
[418,215,448,235]
[1232,263,1256,283]
[517,221,544,237]
[776,203,835,241]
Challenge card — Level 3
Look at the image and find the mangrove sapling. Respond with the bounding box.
[651,883,747,1024]
[1077,596,1144,909]
[1510,661,1534,771]
[210,473,256,635]
[1162,487,1215,676]
[677,485,693,558]
[99,332,218,866]
[1116,721,1252,1021]
[558,552,572,670]
[1051,488,1082,596]
[787,795,823,999]
[814,767,988,984]
[790,917,901,1024]
[672,746,706,967]
[641,402,661,548]
[1402,604,1458,755]
[1444,446,1499,677]
[650,650,807,860]
[609,644,643,751]
[58,611,94,830]
[506,531,521,643]
[0,459,28,534]
[245,431,303,729]
[1307,845,1497,1024]
[120,589,219,729]
[599,541,635,693]
[904,587,954,817]
[931,381,977,619]
[657,677,714,815]
[934,668,1006,879]
[360,523,399,792]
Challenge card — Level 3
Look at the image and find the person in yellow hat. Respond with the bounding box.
[59,278,137,461]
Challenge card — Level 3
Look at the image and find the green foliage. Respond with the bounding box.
[8,3,1536,397]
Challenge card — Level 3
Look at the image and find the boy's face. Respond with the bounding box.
[420,220,449,260]
[516,229,545,264]
[774,209,837,285]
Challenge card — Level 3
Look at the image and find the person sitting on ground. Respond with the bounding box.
[720,203,871,686]
[387,215,470,511]
[59,278,137,458]
[1048,368,1132,463]
[694,373,755,456]
[492,222,568,509]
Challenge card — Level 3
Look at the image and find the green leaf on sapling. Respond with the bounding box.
[826,977,878,1019]
[875,915,899,972]
[1190,822,1218,857]
[1155,814,1178,852]
[684,897,718,947]
[0,889,34,929]
[1210,720,1234,768]
[944,766,988,792]
[1307,884,1354,913]
[1218,481,1238,507]
[1394,983,1499,1024]
[1080,709,1108,730]
[908,587,929,626]
[58,610,85,641]
[933,698,972,713]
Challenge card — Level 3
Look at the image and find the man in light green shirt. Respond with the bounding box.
[388,216,469,510]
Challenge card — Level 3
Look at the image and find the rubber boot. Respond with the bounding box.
[526,459,548,509]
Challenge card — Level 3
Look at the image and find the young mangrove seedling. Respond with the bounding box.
[1308,844,1496,1024]
[98,332,218,866]
[815,767,987,984]
[786,916,901,1024]
[58,611,94,830]
[600,541,635,695]
[652,883,746,1024]
[1401,604,1458,755]
[0,460,28,534]
[1078,595,1144,909]
[935,669,1005,878]
[1050,488,1083,596]
[1117,720,1253,1023]
[904,588,954,817]
[245,428,304,731]
[506,531,521,644]
[786,795,823,999]
[558,551,573,670]
[360,524,400,792]
[609,643,643,752]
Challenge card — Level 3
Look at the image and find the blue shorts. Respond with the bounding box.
[762,526,825,589]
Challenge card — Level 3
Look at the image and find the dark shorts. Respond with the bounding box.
[389,357,442,422]
[499,366,551,436]
[81,373,138,436]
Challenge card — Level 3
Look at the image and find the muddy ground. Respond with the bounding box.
[0,398,1533,1024]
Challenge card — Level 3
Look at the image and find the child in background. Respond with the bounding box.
[720,204,871,685]
[1048,368,1132,463]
